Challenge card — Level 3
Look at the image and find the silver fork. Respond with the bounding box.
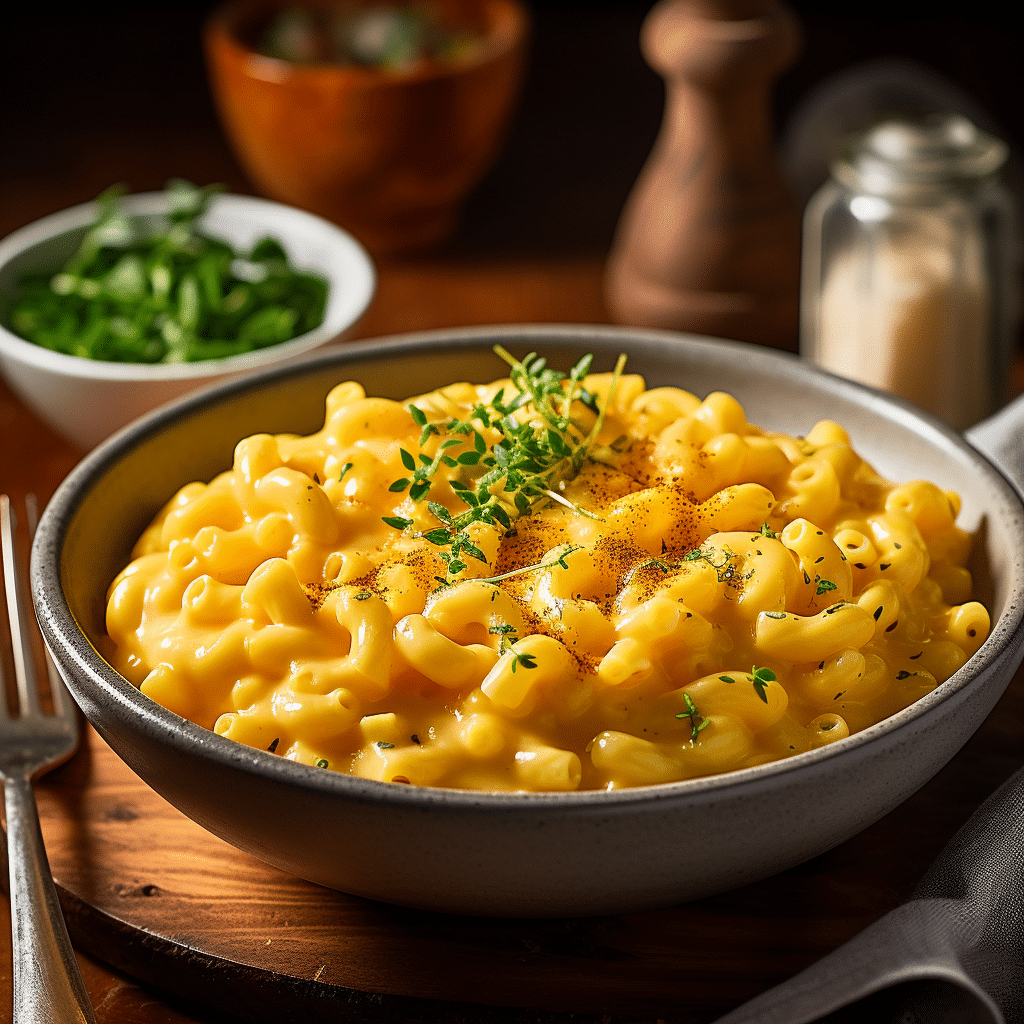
[1,494,96,1024]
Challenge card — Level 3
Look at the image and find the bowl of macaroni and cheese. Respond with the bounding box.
[31,325,1024,916]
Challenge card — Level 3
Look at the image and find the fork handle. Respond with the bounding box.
[5,774,96,1024]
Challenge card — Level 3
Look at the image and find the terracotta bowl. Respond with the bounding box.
[32,326,1024,917]
[204,0,529,255]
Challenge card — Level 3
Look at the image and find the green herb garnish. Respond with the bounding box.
[8,180,328,364]
[481,544,584,585]
[511,652,538,673]
[488,622,538,673]
[675,693,710,740]
[750,666,776,703]
[258,5,479,71]
[384,346,626,585]
[815,577,838,596]
[681,544,736,582]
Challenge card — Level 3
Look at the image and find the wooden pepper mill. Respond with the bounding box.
[605,0,802,350]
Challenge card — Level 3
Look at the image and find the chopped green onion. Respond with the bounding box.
[6,180,329,365]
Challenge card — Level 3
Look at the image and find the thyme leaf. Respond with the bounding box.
[488,622,538,672]
[750,666,776,703]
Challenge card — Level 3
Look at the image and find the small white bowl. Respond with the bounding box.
[0,191,375,449]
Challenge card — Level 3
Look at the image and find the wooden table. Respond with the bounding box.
[2,6,1022,1021]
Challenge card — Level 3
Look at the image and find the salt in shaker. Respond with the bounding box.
[801,114,1015,431]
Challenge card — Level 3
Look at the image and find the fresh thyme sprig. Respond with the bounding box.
[488,623,538,673]
[383,346,627,585]
[675,693,710,740]
[480,544,584,585]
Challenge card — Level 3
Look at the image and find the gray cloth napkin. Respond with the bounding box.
[713,766,1024,1024]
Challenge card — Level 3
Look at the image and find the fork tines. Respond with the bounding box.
[0,494,73,726]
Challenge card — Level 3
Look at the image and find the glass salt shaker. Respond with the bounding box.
[801,114,1016,431]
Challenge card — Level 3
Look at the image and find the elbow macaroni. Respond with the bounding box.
[104,366,991,791]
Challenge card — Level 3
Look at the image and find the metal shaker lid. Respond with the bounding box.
[834,114,1008,199]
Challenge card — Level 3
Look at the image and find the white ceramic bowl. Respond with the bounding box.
[0,191,375,450]
[31,325,1024,917]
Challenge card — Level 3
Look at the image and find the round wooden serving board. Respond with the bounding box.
[25,662,1024,1024]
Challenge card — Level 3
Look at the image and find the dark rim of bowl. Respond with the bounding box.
[32,323,1024,815]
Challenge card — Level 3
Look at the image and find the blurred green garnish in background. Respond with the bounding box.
[258,4,478,71]
[7,180,329,364]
